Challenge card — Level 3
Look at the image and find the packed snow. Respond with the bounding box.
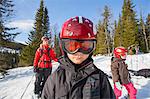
[0,53,150,99]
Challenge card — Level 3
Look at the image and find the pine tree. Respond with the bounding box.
[0,0,19,43]
[26,30,36,44]
[20,0,51,65]
[43,7,51,38]
[0,21,4,42]
[52,24,61,57]
[101,5,112,55]
[146,14,150,51]
[0,0,20,69]
[33,0,45,46]
[121,0,138,48]
[94,21,107,55]
[20,45,36,66]
[20,30,36,66]
[138,14,146,52]
[138,13,149,52]
[111,20,117,51]
[54,33,61,57]
[114,15,123,47]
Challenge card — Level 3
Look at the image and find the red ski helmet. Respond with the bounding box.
[60,16,96,40]
[114,46,128,59]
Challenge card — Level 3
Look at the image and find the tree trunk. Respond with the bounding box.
[142,23,149,52]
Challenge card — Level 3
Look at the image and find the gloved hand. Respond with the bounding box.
[33,66,39,73]
[114,82,122,99]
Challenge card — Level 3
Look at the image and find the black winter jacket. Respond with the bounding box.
[42,56,115,99]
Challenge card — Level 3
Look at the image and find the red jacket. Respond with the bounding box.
[33,44,58,68]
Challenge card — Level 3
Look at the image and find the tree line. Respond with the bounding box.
[94,0,150,55]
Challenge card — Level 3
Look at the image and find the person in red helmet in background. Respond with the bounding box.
[111,46,137,99]
[33,36,58,98]
[41,16,115,99]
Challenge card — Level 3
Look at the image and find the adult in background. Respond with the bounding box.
[33,36,58,98]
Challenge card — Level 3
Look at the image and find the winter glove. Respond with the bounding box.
[123,82,137,99]
[33,66,39,73]
[114,82,122,99]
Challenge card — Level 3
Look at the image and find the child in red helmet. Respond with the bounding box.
[41,16,115,99]
[111,46,137,99]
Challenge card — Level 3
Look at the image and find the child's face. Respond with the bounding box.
[67,52,89,64]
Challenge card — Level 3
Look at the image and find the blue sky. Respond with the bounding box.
[10,0,150,44]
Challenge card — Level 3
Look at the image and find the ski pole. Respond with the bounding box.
[20,73,34,99]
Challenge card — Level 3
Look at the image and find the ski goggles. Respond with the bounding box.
[43,38,49,41]
[61,39,96,54]
[120,52,127,59]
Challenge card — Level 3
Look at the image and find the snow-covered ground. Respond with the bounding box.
[0,53,150,99]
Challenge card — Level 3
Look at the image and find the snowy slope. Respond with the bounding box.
[0,53,150,99]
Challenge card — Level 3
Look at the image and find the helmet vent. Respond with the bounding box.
[116,49,122,52]
[72,18,77,21]
[69,32,73,36]
[88,33,91,37]
[89,24,92,27]
[68,24,71,27]
[85,19,90,23]
[79,16,83,23]
[66,31,70,35]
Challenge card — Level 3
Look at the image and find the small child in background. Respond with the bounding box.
[111,46,137,99]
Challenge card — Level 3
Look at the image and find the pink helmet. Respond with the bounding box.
[60,16,96,40]
[114,46,128,59]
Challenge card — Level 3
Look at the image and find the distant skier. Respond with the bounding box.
[41,16,115,99]
[33,36,58,98]
[111,46,137,99]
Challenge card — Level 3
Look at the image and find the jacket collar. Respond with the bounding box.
[111,57,125,63]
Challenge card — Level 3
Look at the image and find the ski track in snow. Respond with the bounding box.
[0,53,150,99]
[0,67,35,99]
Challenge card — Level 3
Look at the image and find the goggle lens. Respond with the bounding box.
[62,39,96,54]
[120,52,127,59]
